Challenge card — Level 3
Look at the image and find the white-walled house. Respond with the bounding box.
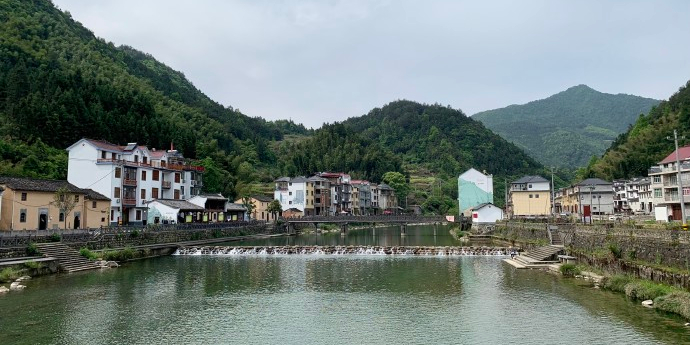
[458,168,494,216]
[146,199,204,224]
[67,138,204,225]
[471,203,503,224]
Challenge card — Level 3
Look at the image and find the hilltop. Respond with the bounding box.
[472,85,660,168]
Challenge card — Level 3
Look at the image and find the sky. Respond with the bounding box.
[52,0,690,129]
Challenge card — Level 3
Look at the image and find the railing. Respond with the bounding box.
[285,215,447,223]
[122,198,137,206]
[162,181,171,189]
[123,178,137,186]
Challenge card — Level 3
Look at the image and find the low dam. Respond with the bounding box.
[174,245,510,256]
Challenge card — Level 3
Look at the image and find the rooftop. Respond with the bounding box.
[0,176,83,193]
[151,199,204,211]
[512,175,549,184]
[659,145,690,164]
[576,178,612,186]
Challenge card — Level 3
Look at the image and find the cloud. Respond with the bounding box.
[54,0,690,127]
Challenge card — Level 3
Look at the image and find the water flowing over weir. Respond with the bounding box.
[174,246,510,256]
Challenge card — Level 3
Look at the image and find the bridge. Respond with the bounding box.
[283,215,448,236]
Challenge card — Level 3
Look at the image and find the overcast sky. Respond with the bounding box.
[52,0,690,128]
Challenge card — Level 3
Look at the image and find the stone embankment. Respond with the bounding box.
[175,245,510,256]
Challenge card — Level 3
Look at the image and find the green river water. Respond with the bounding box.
[0,224,689,344]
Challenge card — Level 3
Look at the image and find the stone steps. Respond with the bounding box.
[35,243,100,273]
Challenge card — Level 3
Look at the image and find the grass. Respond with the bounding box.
[102,247,137,262]
[559,263,581,277]
[0,267,21,283]
[79,247,99,260]
[624,280,673,301]
[23,260,44,269]
[654,291,690,320]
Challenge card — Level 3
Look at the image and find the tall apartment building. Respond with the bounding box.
[67,139,204,225]
[274,176,315,216]
[648,145,690,222]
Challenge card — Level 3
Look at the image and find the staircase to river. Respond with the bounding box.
[35,243,100,273]
[505,245,564,269]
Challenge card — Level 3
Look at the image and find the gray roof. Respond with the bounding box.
[226,203,247,211]
[275,177,291,182]
[576,178,612,186]
[82,189,110,201]
[0,176,83,193]
[512,175,548,184]
[378,183,393,190]
[471,203,496,211]
[199,193,227,201]
[290,176,308,183]
[307,176,328,182]
[252,195,274,203]
[152,199,205,211]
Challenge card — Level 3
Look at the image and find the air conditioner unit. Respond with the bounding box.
[115,198,121,204]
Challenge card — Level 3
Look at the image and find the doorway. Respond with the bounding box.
[38,209,48,230]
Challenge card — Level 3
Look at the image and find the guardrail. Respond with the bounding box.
[284,215,447,223]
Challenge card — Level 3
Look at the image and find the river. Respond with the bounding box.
[0,224,688,344]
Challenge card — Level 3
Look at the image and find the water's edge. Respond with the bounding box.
[174,245,510,256]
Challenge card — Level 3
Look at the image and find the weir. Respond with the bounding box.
[174,246,510,256]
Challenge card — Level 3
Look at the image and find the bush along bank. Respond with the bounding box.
[600,274,690,320]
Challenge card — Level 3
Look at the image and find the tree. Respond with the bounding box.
[267,200,282,220]
[52,186,77,229]
[241,196,256,220]
[382,171,410,208]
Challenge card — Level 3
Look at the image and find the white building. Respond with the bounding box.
[458,168,493,216]
[274,176,308,213]
[67,139,204,225]
[471,203,503,224]
[649,145,690,223]
[146,199,204,224]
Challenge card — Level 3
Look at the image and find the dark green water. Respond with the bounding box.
[0,225,688,344]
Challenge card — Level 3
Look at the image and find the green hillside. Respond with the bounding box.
[0,0,309,197]
[585,80,690,180]
[472,85,660,168]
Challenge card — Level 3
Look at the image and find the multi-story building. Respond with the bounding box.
[235,195,277,222]
[274,176,315,216]
[613,180,628,213]
[638,177,653,214]
[508,175,551,218]
[378,183,398,214]
[458,168,493,217]
[67,139,204,225]
[351,180,372,215]
[319,172,352,215]
[308,176,330,216]
[648,145,690,222]
[554,178,614,219]
[0,177,110,231]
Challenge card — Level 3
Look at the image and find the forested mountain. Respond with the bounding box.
[584,80,690,180]
[341,100,544,178]
[0,0,310,197]
[472,85,660,168]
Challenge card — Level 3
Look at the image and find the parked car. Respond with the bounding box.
[608,215,622,221]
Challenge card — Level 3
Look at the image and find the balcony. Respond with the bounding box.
[123,178,137,187]
[162,181,171,189]
[122,198,137,206]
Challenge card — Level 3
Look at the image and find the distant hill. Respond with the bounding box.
[472,85,660,168]
[585,80,690,180]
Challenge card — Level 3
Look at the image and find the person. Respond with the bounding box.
[510,248,517,259]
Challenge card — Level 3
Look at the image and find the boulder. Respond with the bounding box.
[10,282,26,291]
[16,276,31,282]
[641,300,653,307]
[0,286,9,294]
[107,261,120,268]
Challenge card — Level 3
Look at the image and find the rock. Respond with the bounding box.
[0,286,9,294]
[15,276,31,282]
[685,322,689,326]
[107,261,119,268]
[10,282,26,291]
[641,300,654,307]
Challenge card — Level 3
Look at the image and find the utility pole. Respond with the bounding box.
[550,167,555,217]
[674,130,687,227]
[589,185,595,224]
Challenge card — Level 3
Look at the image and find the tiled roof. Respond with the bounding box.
[82,188,110,201]
[290,176,308,183]
[152,199,204,211]
[471,203,494,211]
[576,178,612,186]
[199,193,227,201]
[0,177,83,193]
[252,195,274,202]
[512,175,548,184]
[85,139,124,152]
[226,203,247,211]
[660,145,690,164]
[275,177,291,182]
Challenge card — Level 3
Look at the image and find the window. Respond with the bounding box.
[653,176,661,183]
[143,156,148,164]
[142,171,147,181]
[153,170,160,181]
[141,189,146,199]
[114,187,121,198]
[115,167,121,178]
[74,195,79,202]
[175,173,180,183]
[111,210,114,221]
[101,217,106,222]
[174,189,180,200]
[21,192,27,201]
[535,194,539,198]
[101,150,106,159]
[529,194,533,198]
[136,210,142,221]
[684,187,690,196]
[59,212,65,222]
[111,152,116,159]
[152,188,159,199]
[19,209,26,223]
[654,188,662,198]
[92,201,97,208]
[134,155,139,163]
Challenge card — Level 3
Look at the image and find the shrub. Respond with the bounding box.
[130,230,139,238]
[624,280,672,300]
[0,267,21,283]
[103,247,137,262]
[654,291,690,320]
[79,247,99,260]
[49,233,61,242]
[559,263,581,277]
[608,243,622,259]
[601,275,633,293]
[26,243,39,256]
[24,260,43,269]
